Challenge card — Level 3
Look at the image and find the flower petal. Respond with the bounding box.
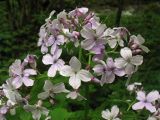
[101,109,110,119]
[43,80,54,91]
[77,70,92,82]
[53,82,69,93]
[81,28,94,39]
[114,68,125,76]
[81,39,96,50]
[130,55,143,66]
[96,24,106,36]
[22,77,34,86]
[108,39,117,48]
[111,105,119,118]
[59,65,74,77]
[120,47,132,60]
[48,64,57,77]
[69,74,81,89]
[12,76,23,89]
[42,54,53,65]
[23,69,37,75]
[125,63,134,75]
[93,64,104,75]
[115,58,127,68]
[137,91,146,101]
[38,91,50,100]
[145,103,156,113]
[146,91,159,102]
[69,56,81,72]
[132,102,145,110]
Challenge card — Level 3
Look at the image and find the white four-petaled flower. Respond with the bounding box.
[60,56,92,89]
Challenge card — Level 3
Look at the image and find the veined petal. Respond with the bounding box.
[146,91,159,102]
[59,65,74,77]
[69,56,81,72]
[114,68,125,76]
[48,64,57,77]
[120,47,132,60]
[130,55,143,66]
[77,70,92,82]
[140,45,150,53]
[108,39,117,48]
[42,54,53,65]
[22,77,34,87]
[132,102,145,110]
[69,74,81,89]
[80,28,94,39]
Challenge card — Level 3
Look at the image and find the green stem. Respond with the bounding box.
[78,47,82,61]
[127,100,136,111]
[84,54,92,120]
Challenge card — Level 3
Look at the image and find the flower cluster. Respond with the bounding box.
[0,7,154,120]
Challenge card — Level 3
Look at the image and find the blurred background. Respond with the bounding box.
[0,0,159,89]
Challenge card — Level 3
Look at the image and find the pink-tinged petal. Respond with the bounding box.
[96,24,106,36]
[125,63,134,75]
[59,65,74,77]
[131,55,143,66]
[137,91,146,101]
[22,77,34,87]
[81,39,96,50]
[114,68,125,76]
[23,69,37,75]
[41,45,48,54]
[48,65,57,77]
[9,60,22,76]
[38,91,50,100]
[132,102,145,110]
[146,91,159,102]
[12,76,23,89]
[43,80,53,91]
[115,58,127,68]
[69,74,81,89]
[53,82,69,93]
[77,70,92,82]
[93,64,104,75]
[69,56,81,72]
[145,103,156,113]
[120,47,132,60]
[42,54,53,65]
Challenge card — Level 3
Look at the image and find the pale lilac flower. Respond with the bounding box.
[115,47,143,75]
[9,60,37,88]
[42,49,64,77]
[81,24,107,54]
[132,91,159,113]
[60,56,92,89]
[106,27,129,48]
[129,34,150,53]
[24,100,49,120]
[2,79,22,105]
[93,58,125,85]
[38,80,69,100]
[102,105,121,120]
